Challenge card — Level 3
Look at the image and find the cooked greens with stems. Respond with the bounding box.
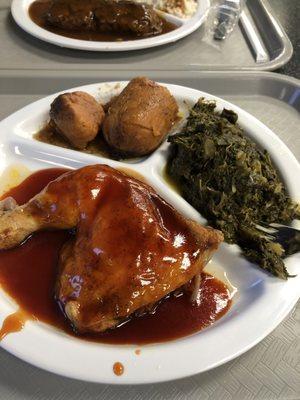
[167,98,300,279]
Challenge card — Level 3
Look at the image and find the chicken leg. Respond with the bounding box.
[0,165,223,333]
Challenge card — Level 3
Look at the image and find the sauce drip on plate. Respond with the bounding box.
[113,362,124,376]
[0,309,29,340]
[0,168,232,344]
[29,0,177,42]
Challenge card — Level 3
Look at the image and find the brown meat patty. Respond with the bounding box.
[46,0,163,37]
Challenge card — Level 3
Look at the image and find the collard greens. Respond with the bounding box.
[167,99,300,279]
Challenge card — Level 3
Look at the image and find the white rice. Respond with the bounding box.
[136,0,198,19]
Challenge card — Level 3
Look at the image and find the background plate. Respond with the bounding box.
[11,0,209,51]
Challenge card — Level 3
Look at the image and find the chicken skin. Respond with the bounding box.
[0,165,223,333]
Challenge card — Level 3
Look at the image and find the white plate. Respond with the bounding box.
[0,81,299,385]
[11,0,209,51]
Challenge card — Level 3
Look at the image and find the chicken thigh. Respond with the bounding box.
[0,165,223,333]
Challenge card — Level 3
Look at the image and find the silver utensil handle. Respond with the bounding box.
[239,8,269,63]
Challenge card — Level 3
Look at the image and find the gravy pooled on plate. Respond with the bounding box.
[29,0,177,42]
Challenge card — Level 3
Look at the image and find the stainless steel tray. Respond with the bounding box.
[0,71,299,399]
[0,0,293,71]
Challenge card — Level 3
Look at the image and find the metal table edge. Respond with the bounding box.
[0,69,299,84]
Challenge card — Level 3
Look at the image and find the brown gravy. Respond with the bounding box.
[29,0,177,42]
[0,168,232,344]
[34,123,142,162]
[34,123,112,159]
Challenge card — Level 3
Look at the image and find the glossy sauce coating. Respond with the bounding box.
[0,168,231,343]
[29,0,176,42]
[40,164,220,333]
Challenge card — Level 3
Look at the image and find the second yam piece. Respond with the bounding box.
[103,77,179,156]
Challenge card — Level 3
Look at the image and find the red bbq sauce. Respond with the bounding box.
[0,168,232,344]
[113,362,124,376]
